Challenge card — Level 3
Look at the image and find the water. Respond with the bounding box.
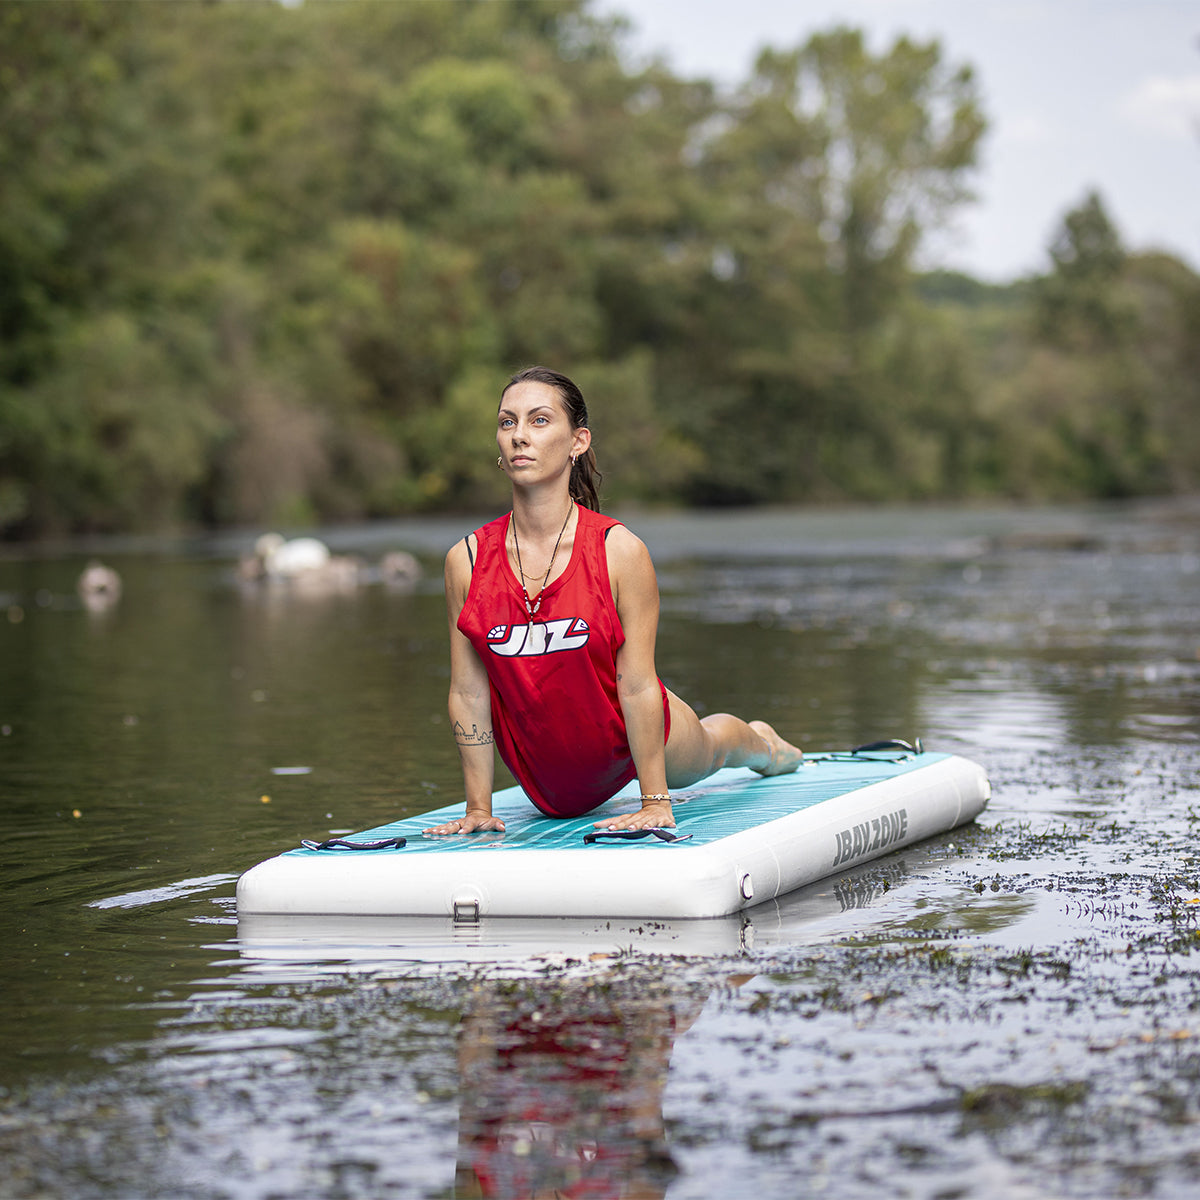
[1,500,1199,1198]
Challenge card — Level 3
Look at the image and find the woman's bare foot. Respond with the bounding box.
[749,721,803,776]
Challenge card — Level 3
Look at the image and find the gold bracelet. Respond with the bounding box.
[640,793,671,803]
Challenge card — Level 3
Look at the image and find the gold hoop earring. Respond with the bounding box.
[497,456,503,468]
[570,454,577,466]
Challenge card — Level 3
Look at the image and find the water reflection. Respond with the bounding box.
[452,976,706,1199]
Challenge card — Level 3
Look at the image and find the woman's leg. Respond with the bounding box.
[663,690,802,789]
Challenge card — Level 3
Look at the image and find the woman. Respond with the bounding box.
[426,366,802,836]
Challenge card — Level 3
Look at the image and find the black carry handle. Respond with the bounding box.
[851,738,923,756]
[300,836,407,851]
[583,827,693,844]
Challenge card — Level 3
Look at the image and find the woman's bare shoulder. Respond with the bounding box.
[604,523,656,603]
[445,534,475,571]
[444,534,478,607]
[603,522,651,567]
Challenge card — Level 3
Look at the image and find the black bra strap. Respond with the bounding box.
[464,535,475,570]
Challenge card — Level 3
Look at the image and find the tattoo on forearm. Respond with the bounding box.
[453,721,494,746]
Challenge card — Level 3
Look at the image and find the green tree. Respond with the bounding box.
[666,26,986,502]
[1034,190,1133,349]
[991,192,1193,498]
[0,1,225,533]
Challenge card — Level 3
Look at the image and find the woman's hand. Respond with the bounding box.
[591,798,674,831]
[424,811,506,836]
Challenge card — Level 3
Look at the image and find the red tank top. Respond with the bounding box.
[456,504,669,817]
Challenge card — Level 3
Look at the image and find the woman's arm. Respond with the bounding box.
[425,538,506,834]
[600,526,674,830]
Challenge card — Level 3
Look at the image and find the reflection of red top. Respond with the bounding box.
[457,504,669,817]
[466,1010,677,1199]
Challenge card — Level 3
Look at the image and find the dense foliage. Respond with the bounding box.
[2,0,1197,536]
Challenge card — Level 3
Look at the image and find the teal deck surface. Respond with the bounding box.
[286,751,943,857]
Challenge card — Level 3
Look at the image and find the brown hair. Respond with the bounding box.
[502,366,602,511]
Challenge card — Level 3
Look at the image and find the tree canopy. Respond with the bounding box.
[1,0,1197,538]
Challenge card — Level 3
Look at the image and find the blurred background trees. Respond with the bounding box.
[1,0,1197,537]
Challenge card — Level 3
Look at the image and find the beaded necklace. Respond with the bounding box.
[511,504,573,618]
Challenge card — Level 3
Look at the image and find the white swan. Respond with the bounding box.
[238,533,367,594]
[254,533,331,578]
[238,534,419,594]
[77,561,122,610]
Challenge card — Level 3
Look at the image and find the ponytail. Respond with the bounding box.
[503,366,603,512]
[569,446,602,512]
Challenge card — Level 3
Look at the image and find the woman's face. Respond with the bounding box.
[497,382,590,483]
